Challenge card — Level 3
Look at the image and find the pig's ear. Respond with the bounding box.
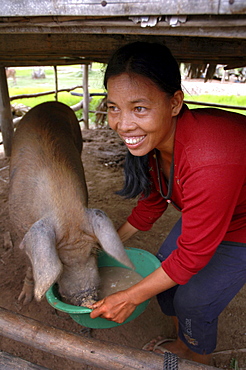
[20,218,63,301]
[86,209,134,269]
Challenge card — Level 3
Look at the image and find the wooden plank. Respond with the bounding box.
[0,33,124,65]
[9,86,83,101]
[0,0,226,17]
[0,33,245,66]
[0,307,220,370]
[82,64,89,129]
[1,15,246,29]
[0,351,49,370]
[0,57,91,67]
[0,66,14,157]
[219,0,246,14]
[0,16,245,39]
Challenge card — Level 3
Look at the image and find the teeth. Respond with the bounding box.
[125,136,145,145]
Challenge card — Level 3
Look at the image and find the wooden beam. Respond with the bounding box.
[219,0,246,14]
[184,100,246,111]
[0,351,49,370]
[0,34,245,66]
[0,67,14,157]
[54,65,58,101]
[83,64,89,129]
[0,57,91,67]
[9,86,83,101]
[0,0,239,17]
[0,15,245,28]
[0,307,220,370]
[0,0,244,16]
[0,15,245,39]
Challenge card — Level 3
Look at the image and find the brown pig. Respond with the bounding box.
[8,101,133,306]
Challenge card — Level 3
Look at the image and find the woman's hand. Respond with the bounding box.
[89,267,177,323]
[89,290,137,323]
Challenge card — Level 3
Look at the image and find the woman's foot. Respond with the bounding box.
[143,336,212,365]
[142,336,174,354]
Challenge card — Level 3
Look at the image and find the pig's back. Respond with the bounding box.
[9,102,87,236]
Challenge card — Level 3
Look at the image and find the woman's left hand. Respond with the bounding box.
[89,290,137,323]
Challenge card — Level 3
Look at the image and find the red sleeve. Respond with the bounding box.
[127,188,168,231]
[162,163,246,284]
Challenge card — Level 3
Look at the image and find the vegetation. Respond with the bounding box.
[8,64,106,124]
[7,64,246,128]
[184,94,246,116]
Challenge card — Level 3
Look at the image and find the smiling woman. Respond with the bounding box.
[89,41,246,366]
[104,42,184,198]
[106,73,183,159]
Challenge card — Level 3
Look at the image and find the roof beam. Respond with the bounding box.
[0,34,245,67]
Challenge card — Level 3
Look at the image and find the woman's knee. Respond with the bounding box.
[173,284,204,316]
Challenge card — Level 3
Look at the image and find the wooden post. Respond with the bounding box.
[0,307,220,370]
[0,67,14,157]
[82,64,89,129]
[54,65,58,101]
[0,351,49,370]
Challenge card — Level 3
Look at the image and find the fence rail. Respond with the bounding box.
[0,307,220,370]
[10,90,246,112]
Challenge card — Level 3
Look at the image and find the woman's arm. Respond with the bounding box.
[90,266,176,323]
[117,221,139,242]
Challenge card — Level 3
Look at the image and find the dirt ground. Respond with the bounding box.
[0,81,245,369]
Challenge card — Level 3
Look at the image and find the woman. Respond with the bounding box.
[90,42,246,365]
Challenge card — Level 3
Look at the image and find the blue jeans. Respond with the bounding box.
[156,218,246,354]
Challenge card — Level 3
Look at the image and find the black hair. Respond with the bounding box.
[105,41,182,198]
[116,151,150,199]
[104,41,181,95]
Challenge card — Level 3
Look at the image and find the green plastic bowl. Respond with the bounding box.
[46,247,160,329]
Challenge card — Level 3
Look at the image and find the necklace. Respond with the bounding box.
[154,148,174,202]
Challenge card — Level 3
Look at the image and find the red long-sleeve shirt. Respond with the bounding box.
[127,106,246,284]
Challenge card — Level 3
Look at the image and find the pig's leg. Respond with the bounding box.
[18,266,34,305]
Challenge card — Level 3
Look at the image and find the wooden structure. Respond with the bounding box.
[0,307,220,370]
[0,1,246,67]
[0,2,245,68]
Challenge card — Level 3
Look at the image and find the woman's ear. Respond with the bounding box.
[171,90,184,117]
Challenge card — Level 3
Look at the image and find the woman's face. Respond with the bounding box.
[106,73,183,157]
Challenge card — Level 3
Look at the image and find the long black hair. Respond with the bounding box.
[104,42,182,199]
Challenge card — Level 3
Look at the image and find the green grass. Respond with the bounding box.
[184,94,246,115]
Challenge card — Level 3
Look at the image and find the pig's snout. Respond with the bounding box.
[59,286,98,307]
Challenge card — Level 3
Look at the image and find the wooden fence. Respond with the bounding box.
[0,307,221,370]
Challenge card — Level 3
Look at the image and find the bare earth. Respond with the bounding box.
[0,80,245,369]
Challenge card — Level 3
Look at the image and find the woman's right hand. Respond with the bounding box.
[90,267,177,323]
[90,289,137,324]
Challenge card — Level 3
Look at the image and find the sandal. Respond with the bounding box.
[142,337,175,354]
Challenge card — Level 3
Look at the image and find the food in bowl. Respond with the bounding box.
[46,247,160,329]
[98,266,143,299]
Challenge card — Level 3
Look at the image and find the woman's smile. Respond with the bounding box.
[122,135,146,147]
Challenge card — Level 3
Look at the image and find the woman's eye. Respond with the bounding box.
[107,105,119,113]
[135,106,146,113]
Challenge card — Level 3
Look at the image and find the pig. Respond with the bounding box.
[8,101,133,306]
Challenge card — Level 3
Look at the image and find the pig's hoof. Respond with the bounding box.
[18,278,34,304]
[18,289,34,305]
